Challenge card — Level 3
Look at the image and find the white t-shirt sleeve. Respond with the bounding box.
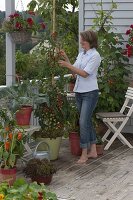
[84,54,101,75]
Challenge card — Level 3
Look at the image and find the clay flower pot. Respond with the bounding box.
[0,167,16,186]
[69,132,82,156]
[32,175,53,185]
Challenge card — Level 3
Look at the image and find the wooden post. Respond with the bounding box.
[5,0,15,86]
[52,0,56,85]
[52,0,56,33]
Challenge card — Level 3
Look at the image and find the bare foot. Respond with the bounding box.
[77,156,88,164]
[87,152,97,159]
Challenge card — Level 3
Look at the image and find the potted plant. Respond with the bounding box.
[0,80,38,127]
[0,108,25,186]
[0,178,58,199]
[23,158,57,185]
[66,103,81,156]
[31,32,70,160]
[2,11,46,44]
[96,134,104,155]
[33,81,69,160]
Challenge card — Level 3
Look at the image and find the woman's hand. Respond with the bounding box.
[58,50,70,62]
[58,60,70,68]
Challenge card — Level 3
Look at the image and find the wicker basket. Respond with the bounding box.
[9,31,31,44]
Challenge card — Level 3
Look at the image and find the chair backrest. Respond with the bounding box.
[120,87,133,117]
[125,87,133,100]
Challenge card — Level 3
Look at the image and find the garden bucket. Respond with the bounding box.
[69,132,82,156]
[36,137,62,160]
[33,141,50,160]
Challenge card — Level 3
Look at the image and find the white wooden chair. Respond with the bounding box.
[96,87,133,150]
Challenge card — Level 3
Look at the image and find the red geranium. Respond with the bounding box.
[14,13,20,18]
[2,11,46,34]
[28,10,35,15]
[15,22,21,28]
[125,24,133,57]
[40,22,46,29]
[126,29,131,35]
[27,18,34,26]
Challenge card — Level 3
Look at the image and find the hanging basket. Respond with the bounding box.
[9,31,32,44]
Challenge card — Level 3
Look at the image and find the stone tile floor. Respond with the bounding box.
[15,133,133,200]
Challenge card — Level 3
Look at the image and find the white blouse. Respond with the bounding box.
[73,48,101,93]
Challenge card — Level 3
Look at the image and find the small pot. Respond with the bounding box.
[96,144,104,155]
[0,167,16,186]
[16,105,32,127]
[32,174,53,185]
[69,132,82,156]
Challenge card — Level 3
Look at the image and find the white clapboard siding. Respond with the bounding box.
[79,0,133,39]
[79,0,133,133]
[85,11,133,19]
[84,3,133,11]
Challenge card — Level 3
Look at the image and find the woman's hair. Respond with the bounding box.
[80,30,98,49]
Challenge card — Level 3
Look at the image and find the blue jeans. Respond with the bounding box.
[75,90,99,149]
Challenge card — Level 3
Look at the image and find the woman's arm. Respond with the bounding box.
[58,60,88,78]
[59,50,77,77]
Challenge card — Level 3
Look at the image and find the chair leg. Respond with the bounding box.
[102,128,111,142]
[104,131,120,150]
[104,126,133,150]
[118,133,133,148]
[102,121,118,142]
[24,142,33,154]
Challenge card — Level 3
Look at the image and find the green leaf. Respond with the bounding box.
[3,151,9,160]
[8,153,16,168]
[0,146,4,160]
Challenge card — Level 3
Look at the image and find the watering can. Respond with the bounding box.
[33,141,50,160]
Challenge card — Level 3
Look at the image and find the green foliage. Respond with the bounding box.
[0,34,6,85]
[34,82,70,139]
[24,158,57,179]
[15,50,42,80]
[0,178,58,200]
[0,81,38,112]
[66,103,79,133]
[0,108,25,169]
[92,0,131,112]
[96,134,103,145]
[28,0,79,63]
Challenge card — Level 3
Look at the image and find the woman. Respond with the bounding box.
[58,30,101,164]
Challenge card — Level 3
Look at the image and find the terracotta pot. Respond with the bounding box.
[96,144,104,155]
[69,132,82,156]
[0,167,16,186]
[16,106,32,127]
[32,175,53,185]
